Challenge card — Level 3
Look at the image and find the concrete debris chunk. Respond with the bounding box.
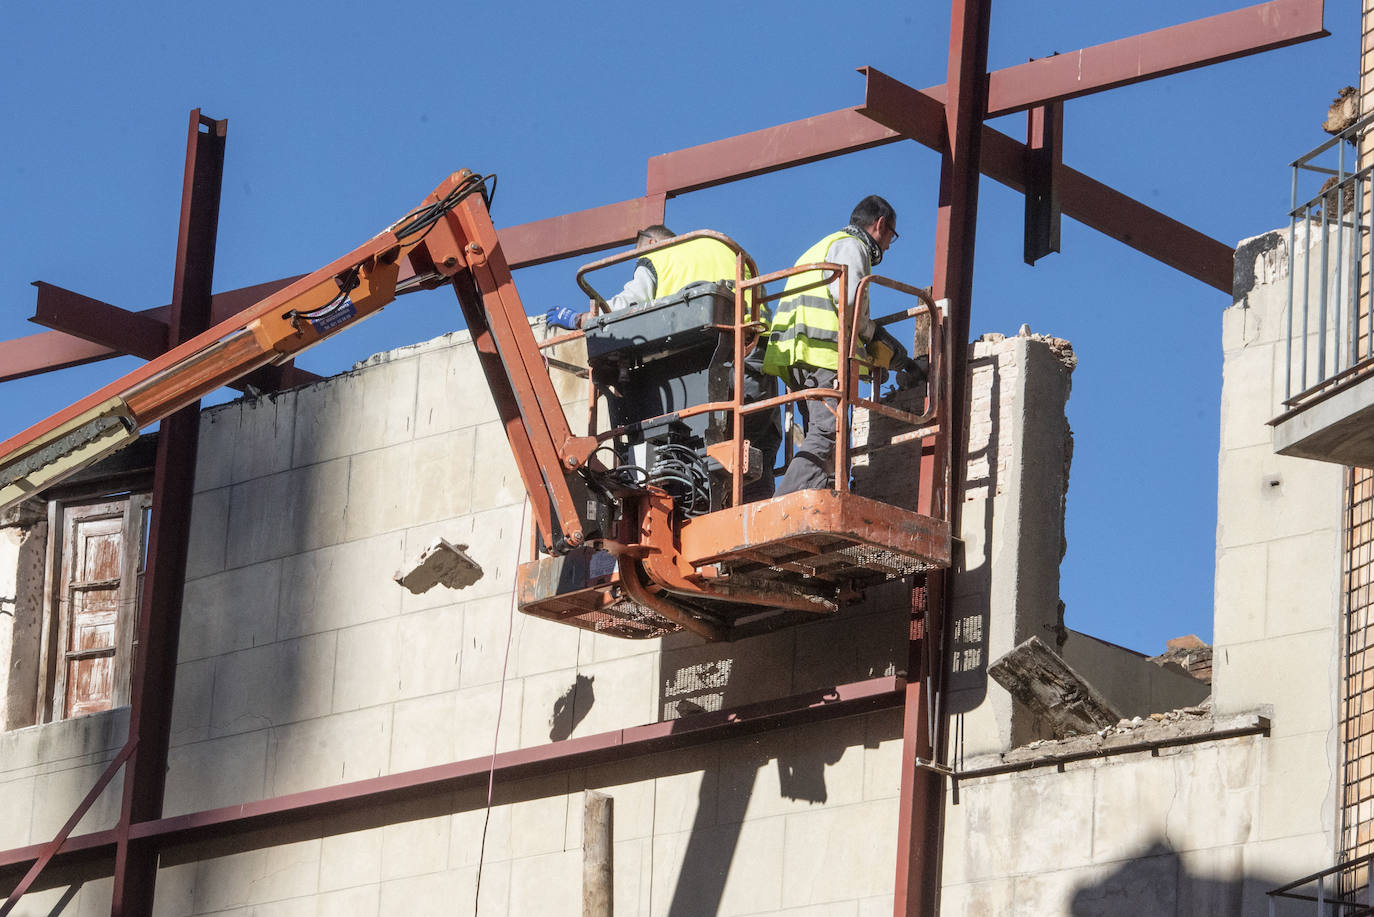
[1324,86,1359,136]
[988,636,1123,738]
[394,538,483,594]
[1149,635,1213,684]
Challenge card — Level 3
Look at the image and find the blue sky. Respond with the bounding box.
[0,1,1356,654]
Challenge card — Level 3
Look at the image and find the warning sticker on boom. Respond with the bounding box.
[309,296,356,335]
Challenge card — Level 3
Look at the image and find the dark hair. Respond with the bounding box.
[849,195,896,230]
[636,224,676,245]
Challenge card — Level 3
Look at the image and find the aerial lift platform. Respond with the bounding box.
[0,170,950,643]
[519,232,950,640]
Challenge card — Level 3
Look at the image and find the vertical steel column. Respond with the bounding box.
[1023,101,1062,266]
[109,110,225,917]
[894,2,990,915]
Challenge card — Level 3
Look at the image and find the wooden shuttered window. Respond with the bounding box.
[43,494,149,720]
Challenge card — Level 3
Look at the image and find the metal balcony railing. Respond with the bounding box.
[1268,853,1374,915]
[1282,111,1374,411]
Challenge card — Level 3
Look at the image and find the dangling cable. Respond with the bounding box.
[474,500,526,917]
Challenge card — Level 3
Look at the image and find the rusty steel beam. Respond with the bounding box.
[2,276,308,385]
[109,109,226,917]
[32,283,168,356]
[0,328,119,383]
[501,195,667,268]
[893,2,991,913]
[1024,103,1063,265]
[646,108,901,198]
[645,0,1325,198]
[857,67,1235,292]
[1052,164,1233,290]
[977,113,1237,289]
[0,676,905,894]
[978,0,1327,118]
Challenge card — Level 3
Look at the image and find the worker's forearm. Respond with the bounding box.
[606,262,656,312]
[857,311,876,343]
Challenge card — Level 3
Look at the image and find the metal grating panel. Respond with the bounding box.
[1343,466,1374,863]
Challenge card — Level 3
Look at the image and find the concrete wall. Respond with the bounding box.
[938,231,1345,915]
[0,505,46,733]
[0,315,1083,916]
[942,726,1289,915]
[1061,630,1209,720]
[947,330,1077,757]
[1213,226,1343,878]
[146,325,928,916]
[0,708,127,915]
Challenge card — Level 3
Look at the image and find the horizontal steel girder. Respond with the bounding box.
[0,676,903,895]
[645,0,1325,195]
[856,67,1236,291]
[970,0,1326,118]
[3,277,306,385]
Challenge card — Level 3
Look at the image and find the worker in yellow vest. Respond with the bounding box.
[544,225,743,328]
[546,225,782,501]
[763,196,901,496]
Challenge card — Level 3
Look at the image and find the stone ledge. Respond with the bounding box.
[956,711,1269,780]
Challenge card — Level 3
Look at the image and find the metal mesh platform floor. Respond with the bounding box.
[517,490,950,641]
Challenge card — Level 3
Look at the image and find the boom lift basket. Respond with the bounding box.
[519,236,952,641]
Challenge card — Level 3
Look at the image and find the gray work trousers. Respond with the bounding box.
[740,345,781,502]
[775,365,839,496]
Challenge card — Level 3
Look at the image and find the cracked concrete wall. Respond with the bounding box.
[946,331,1078,757]
[1215,227,1343,874]
[0,506,47,733]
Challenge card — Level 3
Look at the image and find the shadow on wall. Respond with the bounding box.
[46,884,80,915]
[548,673,594,742]
[946,350,1000,720]
[655,597,908,916]
[662,689,862,917]
[776,738,845,805]
[1068,840,1292,916]
[661,644,772,917]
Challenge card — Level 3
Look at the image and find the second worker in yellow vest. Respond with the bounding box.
[763,196,899,496]
[547,225,783,501]
[545,226,743,328]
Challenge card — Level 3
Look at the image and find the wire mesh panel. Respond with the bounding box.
[1343,468,1374,881]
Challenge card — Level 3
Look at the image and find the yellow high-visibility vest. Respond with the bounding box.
[763,231,864,375]
[639,237,741,301]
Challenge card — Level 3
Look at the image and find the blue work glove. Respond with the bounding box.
[544,306,583,331]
